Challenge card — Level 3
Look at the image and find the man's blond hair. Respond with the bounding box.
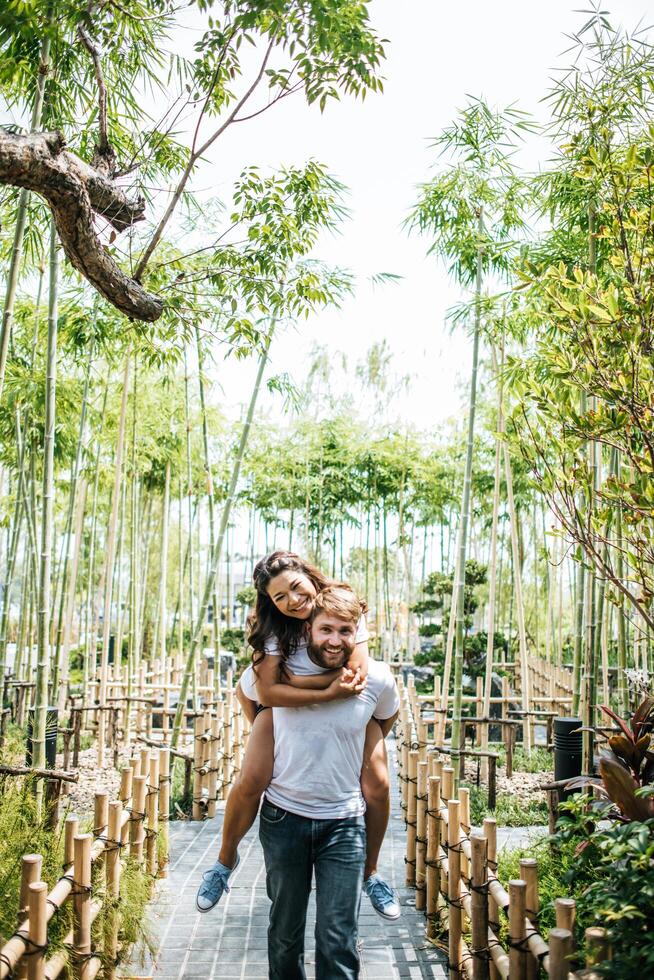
[311,584,365,625]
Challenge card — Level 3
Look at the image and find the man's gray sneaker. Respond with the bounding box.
[196,855,240,912]
[363,873,401,921]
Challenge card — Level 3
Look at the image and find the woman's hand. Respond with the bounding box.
[324,667,368,701]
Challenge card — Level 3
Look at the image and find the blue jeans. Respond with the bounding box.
[258,799,366,980]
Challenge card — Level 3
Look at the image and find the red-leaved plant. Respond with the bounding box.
[566,696,654,822]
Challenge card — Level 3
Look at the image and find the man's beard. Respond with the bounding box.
[307,639,354,671]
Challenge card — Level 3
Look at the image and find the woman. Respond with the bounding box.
[196,550,399,921]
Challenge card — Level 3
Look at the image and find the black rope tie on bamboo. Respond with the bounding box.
[0,949,14,975]
[15,934,49,959]
[70,950,98,964]
[94,834,126,852]
[404,855,417,869]
[508,934,535,954]
[462,945,492,966]
[125,807,146,820]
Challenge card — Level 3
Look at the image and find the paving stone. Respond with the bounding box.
[121,738,447,979]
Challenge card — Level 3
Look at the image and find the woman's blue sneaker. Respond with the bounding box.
[363,873,401,920]
[196,855,240,912]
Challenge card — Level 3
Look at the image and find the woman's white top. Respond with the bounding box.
[239,617,369,701]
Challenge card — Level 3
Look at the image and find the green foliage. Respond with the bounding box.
[512,746,552,774]
[552,798,654,975]
[220,627,246,654]
[505,18,654,629]
[464,784,548,827]
[0,777,70,949]
[418,622,441,637]
[236,585,257,607]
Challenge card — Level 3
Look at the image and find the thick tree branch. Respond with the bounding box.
[0,128,162,322]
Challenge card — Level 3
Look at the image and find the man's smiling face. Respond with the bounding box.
[307,610,357,670]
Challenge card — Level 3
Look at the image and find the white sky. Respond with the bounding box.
[181,0,650,428]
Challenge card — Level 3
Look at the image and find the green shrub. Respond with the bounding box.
[553,801,654,975]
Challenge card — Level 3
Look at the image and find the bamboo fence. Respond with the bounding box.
[397,674,609,980]
[0,747,170,980]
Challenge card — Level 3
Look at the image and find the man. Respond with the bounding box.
[259,584,400,980]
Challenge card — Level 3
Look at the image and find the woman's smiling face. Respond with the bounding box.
[266,569,317,620]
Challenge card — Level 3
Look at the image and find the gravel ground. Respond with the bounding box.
[462,758,551,802]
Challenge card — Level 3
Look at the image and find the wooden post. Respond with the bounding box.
[93,791,108,888]
[508,879,527,980]
[459,787,470,884]
[64,815,79,868]
[547,789,559,834]
[17,856,42,980]
[104,801,122,980]
[470,833,489,980]
[548,928,573,980]
[158,747,170,876]
[555,897,576,937]
[73,834,92,980]
[106,801,122,898]
[192,714,204,820]
[585,927,610,967]
[207,716,219,818]
[146,752,160,879]
[405,750,418,887]
[401,721,411,814]
[442,765,454,803]
[447,799,462,980]
[129,774,147,863]
[505,723,514,779]
[119,766,133,847]
[417,717,428,763]
[27,882,47,980]
[520,858,538,980]
[426,775,441,940]
[416,760,428,911]
[222,694,232,796]
[488,755,497,811]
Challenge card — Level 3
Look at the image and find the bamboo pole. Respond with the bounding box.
[72,835,92,980]
[447,799,462,980]
[520,858,538,980]
[548,928,573,980]
[470,833,489,980]
[406,750,418,887]
[158,747,170,876]
[508,879,527,980]
[426,775,441,940]
[97,356,131,766]
[32,220,58,813]
[27,882,47,980]
[415,760,428,911]
[129,774,147,863]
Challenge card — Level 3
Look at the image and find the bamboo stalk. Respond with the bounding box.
[448,799,462,980]
[470,833,489,980]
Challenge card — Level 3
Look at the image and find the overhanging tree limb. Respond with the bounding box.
[0,128,162,321]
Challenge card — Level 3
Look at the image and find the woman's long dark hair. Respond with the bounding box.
[249,551,332,673]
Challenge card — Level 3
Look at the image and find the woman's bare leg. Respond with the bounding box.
[218,708,274,867]
[361,718,390,880]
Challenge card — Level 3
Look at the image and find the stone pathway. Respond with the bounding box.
[122,741,548,980]
[123,740,448,979]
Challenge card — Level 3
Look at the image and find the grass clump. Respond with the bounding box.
[0,775,72,952]
[512,745,552,773]
[465,784,549,827]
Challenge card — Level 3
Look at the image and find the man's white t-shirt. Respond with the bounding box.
[239,617,369,701]
[265,659,399,820]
